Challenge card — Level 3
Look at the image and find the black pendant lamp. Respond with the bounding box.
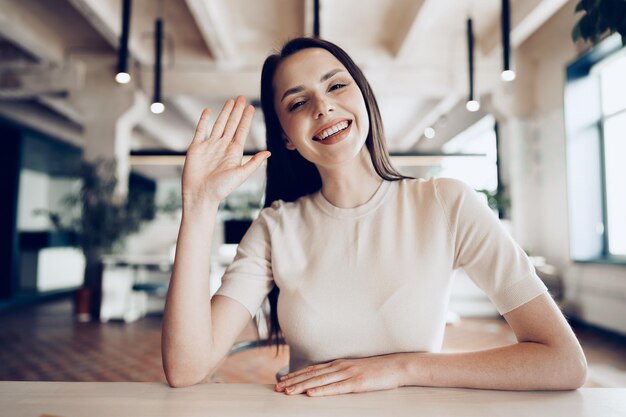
[313,0,321,38]
[466,18,480,112]
[150,17,164,114]
[115,0,132,84]
[501,0,516,81]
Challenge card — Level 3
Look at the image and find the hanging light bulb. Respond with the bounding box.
[116,0,132,84]
[501,69,516,81]
[150,17,164,114]
[150,102,164,114]
[424,127,436,139]
[466,100,480,112]
[500,0,516,82]
[466,17,480,112]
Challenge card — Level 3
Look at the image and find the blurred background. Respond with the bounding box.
[0,0,624,387]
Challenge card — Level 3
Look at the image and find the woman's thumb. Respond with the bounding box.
[240,151,271,177]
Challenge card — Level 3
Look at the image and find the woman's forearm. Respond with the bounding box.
[161,200,220,387]
[397,341,587,391]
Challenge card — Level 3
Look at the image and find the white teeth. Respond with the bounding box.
[316,121,349,140]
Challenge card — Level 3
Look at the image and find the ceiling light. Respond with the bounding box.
[115,72,131,84]
[466,100,480,112]
[151,17,164,114]
[466,18,480,112]
[501,69,516,81]
[115,0,132,84]
[150,102,165,114]
[424,127,436,139]
[501,0,515,82]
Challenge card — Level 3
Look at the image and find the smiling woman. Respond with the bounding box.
[161,37,587,397]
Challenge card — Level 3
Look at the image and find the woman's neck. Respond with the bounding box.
[317,148,383,208]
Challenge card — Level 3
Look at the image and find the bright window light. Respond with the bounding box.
[603,112,626,255]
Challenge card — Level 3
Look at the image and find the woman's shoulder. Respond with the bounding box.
[395,176,466,196]
[395,176,476,208]
[257,195,311,221]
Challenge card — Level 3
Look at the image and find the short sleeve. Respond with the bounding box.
[433,178,548,315]
[213,200,282,317]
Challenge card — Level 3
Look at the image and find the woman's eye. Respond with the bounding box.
[329,83,346,91]
[289,100,305,112]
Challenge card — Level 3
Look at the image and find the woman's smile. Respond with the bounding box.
[312,119,353,144]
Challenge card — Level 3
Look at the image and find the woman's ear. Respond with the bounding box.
[282,132,296,151]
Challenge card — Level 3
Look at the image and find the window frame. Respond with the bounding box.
[565,34,626,265]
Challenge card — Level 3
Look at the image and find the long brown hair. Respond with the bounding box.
[260,37,413,350]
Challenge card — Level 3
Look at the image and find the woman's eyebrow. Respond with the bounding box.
[280,68,346,103]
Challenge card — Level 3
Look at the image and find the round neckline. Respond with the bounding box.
[312,179,393,218]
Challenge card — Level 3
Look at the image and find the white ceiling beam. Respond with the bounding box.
[480,0,570,55]
[0,62,83,99]
[0,0,65,62]
[37,96,83,125]
[387,0,427,58]
[65,0,152,64]
[184,0,237,62]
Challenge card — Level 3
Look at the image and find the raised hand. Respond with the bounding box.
[181,96,271,209]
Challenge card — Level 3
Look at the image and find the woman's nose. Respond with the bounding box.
[313,95,333,119]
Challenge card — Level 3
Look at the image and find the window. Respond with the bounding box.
[565,34,626,263]
[599,54,626,256]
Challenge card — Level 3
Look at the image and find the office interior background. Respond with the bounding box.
[0,0,624,386]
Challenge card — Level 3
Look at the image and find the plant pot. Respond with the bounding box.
[74,287,92,322]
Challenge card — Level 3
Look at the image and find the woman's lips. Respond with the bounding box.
[312,120,352,142]
[313,121,353,145]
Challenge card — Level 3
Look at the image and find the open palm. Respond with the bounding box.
[182,96,271,206]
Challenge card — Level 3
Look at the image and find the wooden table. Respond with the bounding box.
[1,382,625,417]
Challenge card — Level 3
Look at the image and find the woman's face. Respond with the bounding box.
[273,48,370,167]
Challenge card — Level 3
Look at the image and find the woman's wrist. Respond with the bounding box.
[182,195,220,216]
[394,352,428,388]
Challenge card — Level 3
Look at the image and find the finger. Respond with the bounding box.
[306,381,356,397]
[279,368,345,394]
[238,151,271,179]
[191,108,212,143]
[231,105,255,146]
[284,371,350,396]
[279,364,338,389]
[209,98,235,139]
[221,96,247,139]
[280,362,336,381]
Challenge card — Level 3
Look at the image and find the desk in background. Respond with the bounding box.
[0,382,624,417]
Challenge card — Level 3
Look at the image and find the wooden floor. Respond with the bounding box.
[1,298,624,387]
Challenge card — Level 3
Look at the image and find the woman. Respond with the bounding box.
[162,37,587,396]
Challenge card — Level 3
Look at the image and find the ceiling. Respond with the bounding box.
[0,0,570,158]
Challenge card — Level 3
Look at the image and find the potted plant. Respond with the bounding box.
[572,0,626,46]
[477,184,511,220]
[36,158,156,321]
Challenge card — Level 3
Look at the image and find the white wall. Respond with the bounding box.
[500,0,626,334]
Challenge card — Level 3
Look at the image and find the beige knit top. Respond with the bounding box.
[215,177,547,372]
